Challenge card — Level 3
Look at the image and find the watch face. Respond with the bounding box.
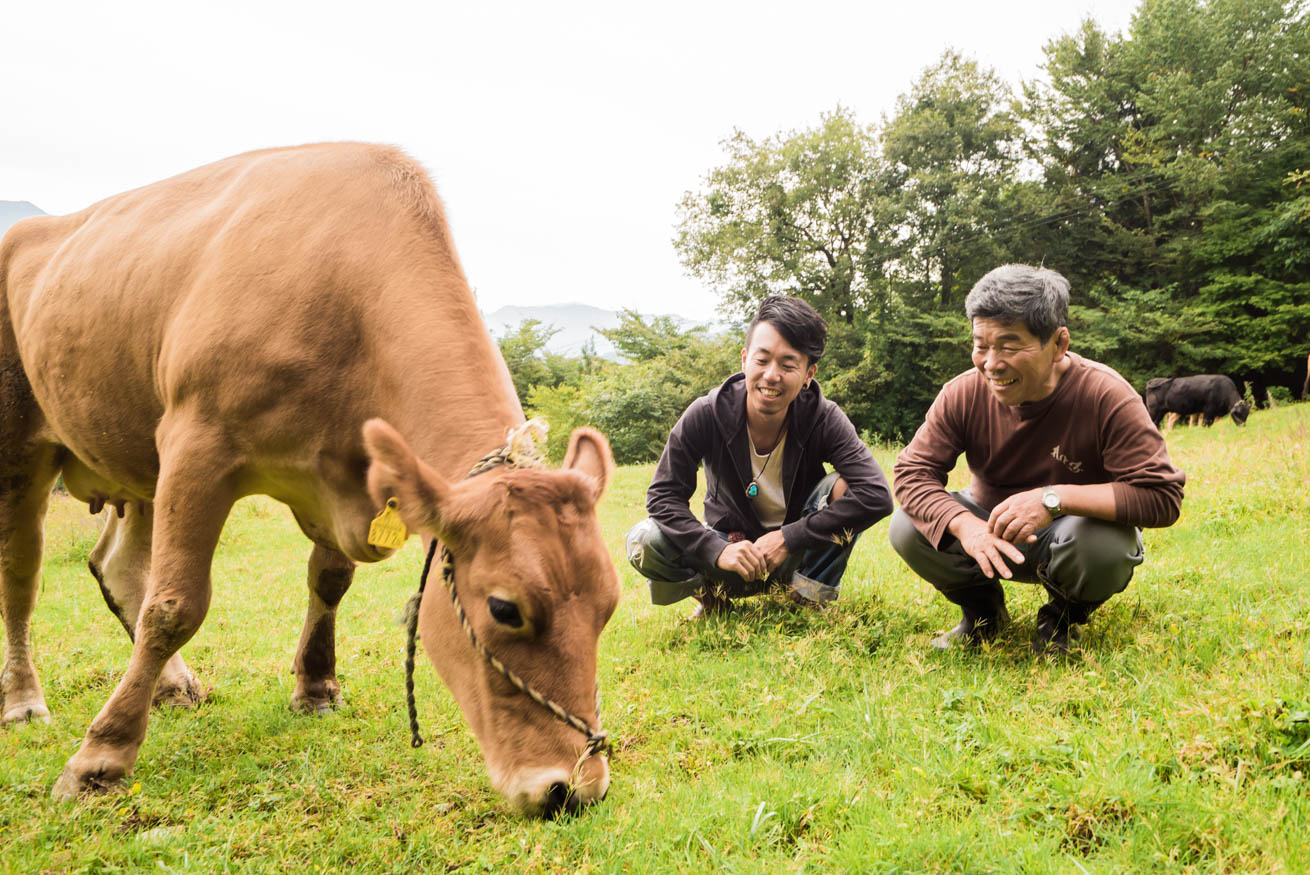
[1043,491,1059,509]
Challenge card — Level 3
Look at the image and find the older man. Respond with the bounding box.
[627,295,892,617]
[890,265,1185,652]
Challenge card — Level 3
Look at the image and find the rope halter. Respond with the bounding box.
[402,419,612,782]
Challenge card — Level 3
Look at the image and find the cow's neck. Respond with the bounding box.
[382,288,526,482]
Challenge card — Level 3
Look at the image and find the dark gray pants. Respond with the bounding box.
[888,489,1143,623]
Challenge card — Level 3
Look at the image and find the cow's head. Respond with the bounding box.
[1230,399,1251,425]
[1143,377,1170,425]
[362,419,620,817]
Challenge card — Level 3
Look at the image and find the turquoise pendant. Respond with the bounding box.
[746,481,759,498]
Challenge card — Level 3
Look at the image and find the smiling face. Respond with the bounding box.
[971,318,1070,406]
[742,321,817,422]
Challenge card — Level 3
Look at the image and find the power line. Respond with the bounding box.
[938,167,1179,250]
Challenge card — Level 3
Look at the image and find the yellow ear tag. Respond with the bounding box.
[367,498,409,550]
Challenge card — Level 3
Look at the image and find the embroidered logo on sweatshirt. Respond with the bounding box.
[1050,444,1083,473]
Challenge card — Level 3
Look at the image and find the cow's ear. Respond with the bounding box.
[562,427,615,498]
[363,418,451,536]
[555,429,610,497]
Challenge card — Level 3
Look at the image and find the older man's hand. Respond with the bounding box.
[951,513,1026,579]
[986,488,1053,546]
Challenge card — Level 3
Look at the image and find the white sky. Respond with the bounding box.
[4,0,1141,322]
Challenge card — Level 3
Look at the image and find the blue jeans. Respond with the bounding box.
[626,473,857,605]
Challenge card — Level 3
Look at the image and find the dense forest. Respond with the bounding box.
[503,0,1309,464]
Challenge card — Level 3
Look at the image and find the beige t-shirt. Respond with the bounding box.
[748,429,787,529]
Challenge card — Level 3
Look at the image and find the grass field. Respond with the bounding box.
[2,404,1308,873]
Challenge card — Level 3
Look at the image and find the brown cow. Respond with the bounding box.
[0,143,619,816]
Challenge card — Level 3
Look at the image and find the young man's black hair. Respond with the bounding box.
[746,295,828,365]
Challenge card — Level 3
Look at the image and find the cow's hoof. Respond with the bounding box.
[50,758,128,801]
[1,699,51,725]
[152,676,204,709]
[290,679,341,716]
[289,692,341,716]
[153,658,203,710]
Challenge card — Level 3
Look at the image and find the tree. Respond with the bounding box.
[1022,18,1170,290]
[820,303,971,443]
[881,51,1025,309]
[673,55,1032,438]
[495,318,588,402]
[1028,0,1310,387]
[585,313,741,464]
[674,108,896,324]
[526,312,741,465]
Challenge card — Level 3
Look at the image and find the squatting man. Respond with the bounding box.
[626,295,893,617]
[890,264,1186,652]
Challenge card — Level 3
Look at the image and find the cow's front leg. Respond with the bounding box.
[0,444,60,725]
[52,435,234,799]
[88,506,202,709]
[290,544,355,714]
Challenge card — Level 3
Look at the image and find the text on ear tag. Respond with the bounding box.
[368,498,408,549]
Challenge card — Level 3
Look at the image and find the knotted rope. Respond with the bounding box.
[401,419,611,780]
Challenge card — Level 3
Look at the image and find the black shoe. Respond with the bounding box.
[931,604,1011,649]
[1033,613,1083,654]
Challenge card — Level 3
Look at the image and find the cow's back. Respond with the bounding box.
[1169,375,1240,412]
[1144,374,1243,423]
[2,143,516,524]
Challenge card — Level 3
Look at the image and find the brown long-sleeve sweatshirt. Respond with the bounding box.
[894,352,1186,548]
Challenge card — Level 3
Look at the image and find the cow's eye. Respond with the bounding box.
[487,596,524,628]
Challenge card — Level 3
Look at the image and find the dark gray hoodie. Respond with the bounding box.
[646,372,893,567]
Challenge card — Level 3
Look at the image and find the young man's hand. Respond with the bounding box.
[754,530,789,575]
[717,540,768,581]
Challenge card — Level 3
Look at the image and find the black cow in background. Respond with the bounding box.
[1144,375,1251,427]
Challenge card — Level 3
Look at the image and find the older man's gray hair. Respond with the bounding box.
[965,265,1070,343]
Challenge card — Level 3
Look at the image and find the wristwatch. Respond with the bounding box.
[1041,486,1063,517]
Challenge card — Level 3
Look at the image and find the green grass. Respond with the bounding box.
[3,405,1308,872]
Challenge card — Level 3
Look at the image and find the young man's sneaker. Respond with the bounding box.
[787,589,831,612]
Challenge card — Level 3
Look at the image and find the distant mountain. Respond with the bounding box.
[483,303,625,359]
[0,201,45,237]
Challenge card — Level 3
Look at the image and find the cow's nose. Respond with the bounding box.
[541,781,582,819]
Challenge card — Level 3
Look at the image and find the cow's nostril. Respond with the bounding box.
[542,781,571,819]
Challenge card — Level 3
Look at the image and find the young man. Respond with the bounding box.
[890,265,1186,652]
[626,296,892,617]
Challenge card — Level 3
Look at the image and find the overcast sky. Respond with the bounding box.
[4,0,1142,322]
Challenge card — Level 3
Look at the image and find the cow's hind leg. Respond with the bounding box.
[290,544,356,714]
[52,428,235,799]
[0,444,60,725]
[88,506,203,708]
